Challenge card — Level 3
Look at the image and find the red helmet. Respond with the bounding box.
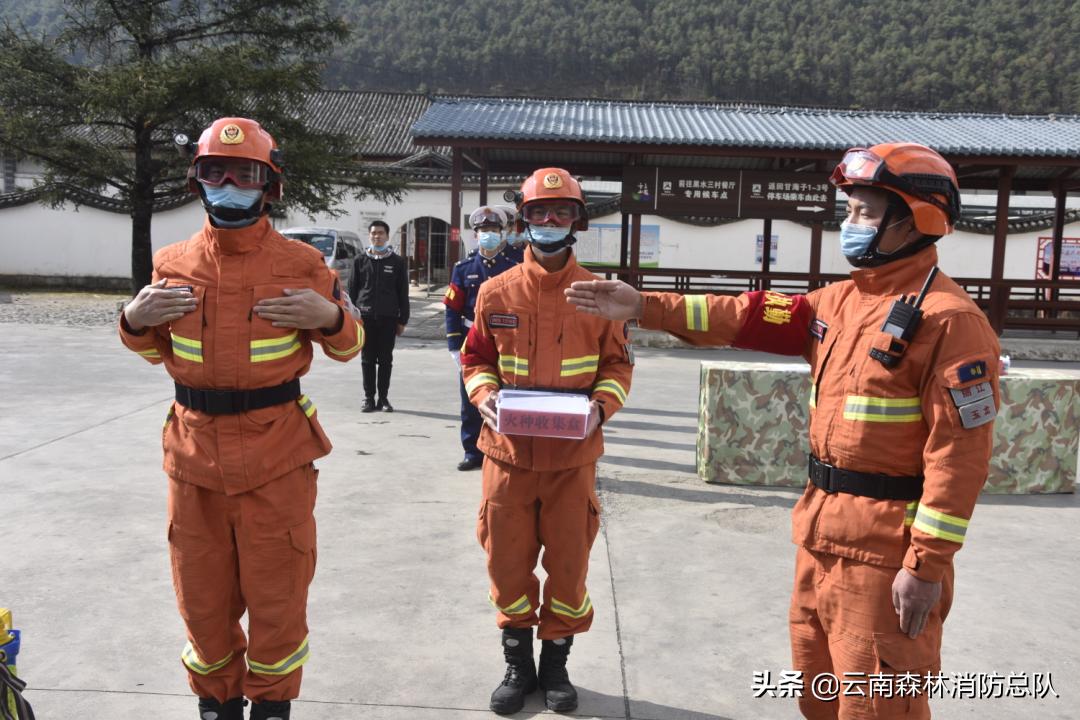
[185,118,283,201]
[517,168,588,232]
[830,142,960,236]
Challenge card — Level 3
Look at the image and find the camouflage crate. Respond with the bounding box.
[698,361,1079,494]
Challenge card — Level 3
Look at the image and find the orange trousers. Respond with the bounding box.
[167,465,317,703]
[477,457,601,640]
[789,547,955,720]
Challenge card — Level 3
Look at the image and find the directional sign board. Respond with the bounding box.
[622,167,835,221]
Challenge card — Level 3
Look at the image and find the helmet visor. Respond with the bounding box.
[829,148,886,187]
[196,158,270,189]
[468,207,505,228]
[523,201,581,227]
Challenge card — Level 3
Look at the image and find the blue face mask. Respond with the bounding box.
[202,184,263,209]
[839,221,878,258]
[527,224,571,245]
[477,231,503,251]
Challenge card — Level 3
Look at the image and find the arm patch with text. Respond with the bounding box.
[731,290,812,356]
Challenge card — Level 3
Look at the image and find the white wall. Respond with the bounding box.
[1,183,1077,284]
[0,200,203,277]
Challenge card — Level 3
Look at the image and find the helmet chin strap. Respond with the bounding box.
[198,184,267,228]
[846,208,935,268]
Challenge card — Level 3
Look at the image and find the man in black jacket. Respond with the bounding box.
[348,220,410,412]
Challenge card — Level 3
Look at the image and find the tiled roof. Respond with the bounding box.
[412,97,1080,159]
[304,91,435,158]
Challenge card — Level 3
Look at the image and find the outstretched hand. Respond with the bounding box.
[565,279,643,321]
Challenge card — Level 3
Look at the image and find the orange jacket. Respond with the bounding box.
[119,218,363,494]
[461,250,633,471]
[640,246,999,583]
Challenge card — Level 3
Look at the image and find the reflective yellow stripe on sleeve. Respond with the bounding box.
[560,354,599,377]
[904,501,917,527]
[465,372,500,395]
[593,378,628,404]
[248,636,310,676]
[912,505,969,544]
[843,396,922,423]
[297,395,315,417]
[138,348,162,359]
[326,321,364,356]
[685,295,709,332]
[498,355,529,377]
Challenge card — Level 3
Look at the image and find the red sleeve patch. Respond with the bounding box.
[732,290,812,356]
[443,283,465,312]
[461,325,498,366]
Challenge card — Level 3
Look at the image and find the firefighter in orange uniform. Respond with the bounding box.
[119,118,362,720]
[567,144,999,719]
[461,168,633,715]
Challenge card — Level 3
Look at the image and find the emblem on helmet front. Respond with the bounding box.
[543,173,563,189]
[219,124,245,145]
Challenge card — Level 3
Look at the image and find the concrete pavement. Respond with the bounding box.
[1,318,1078,719]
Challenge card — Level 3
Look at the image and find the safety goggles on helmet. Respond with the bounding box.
[522,201,582,226]
[830,148,959,222]
[468,206,506,229]
[195,158,271,190]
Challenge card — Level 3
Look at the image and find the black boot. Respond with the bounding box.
[249,700,290,720]
[489,627,537,715]
[538,636,577,712]
[197,697,245,720]
[361,397,377,412]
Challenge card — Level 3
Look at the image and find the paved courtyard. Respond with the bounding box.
[1,292,1077,719]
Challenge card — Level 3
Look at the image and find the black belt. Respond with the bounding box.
[807,454,923,501]
[175,379,301,415]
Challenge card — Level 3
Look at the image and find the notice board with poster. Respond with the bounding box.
[575,223,660,267]
[1036,237,1080,279]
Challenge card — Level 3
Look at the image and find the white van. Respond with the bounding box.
[280,227,364,287]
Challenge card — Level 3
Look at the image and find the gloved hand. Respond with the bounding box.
[450,350,462,369]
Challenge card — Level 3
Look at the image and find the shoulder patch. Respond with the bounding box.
[810,318,828,343]
[956,360,988,383]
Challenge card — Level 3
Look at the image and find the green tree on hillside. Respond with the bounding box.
[0,0,403,293]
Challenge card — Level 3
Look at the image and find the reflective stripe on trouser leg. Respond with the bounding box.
[479,457,541,629]
[167,477,247,702]
[789,546,954,720]
[537,463,601,640]
[238,464,319,703]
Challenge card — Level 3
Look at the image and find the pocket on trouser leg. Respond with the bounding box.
[168,521,234,624]
[476,500,489,549]
[867,631,938,719]
[242,516,316,620]
[586,495,601,546]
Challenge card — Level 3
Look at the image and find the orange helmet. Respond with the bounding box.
[830,142,960,236]
[184,117,283,201]
[517,168,588,232]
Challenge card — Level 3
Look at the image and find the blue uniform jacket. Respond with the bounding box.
[444,248,519,352]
